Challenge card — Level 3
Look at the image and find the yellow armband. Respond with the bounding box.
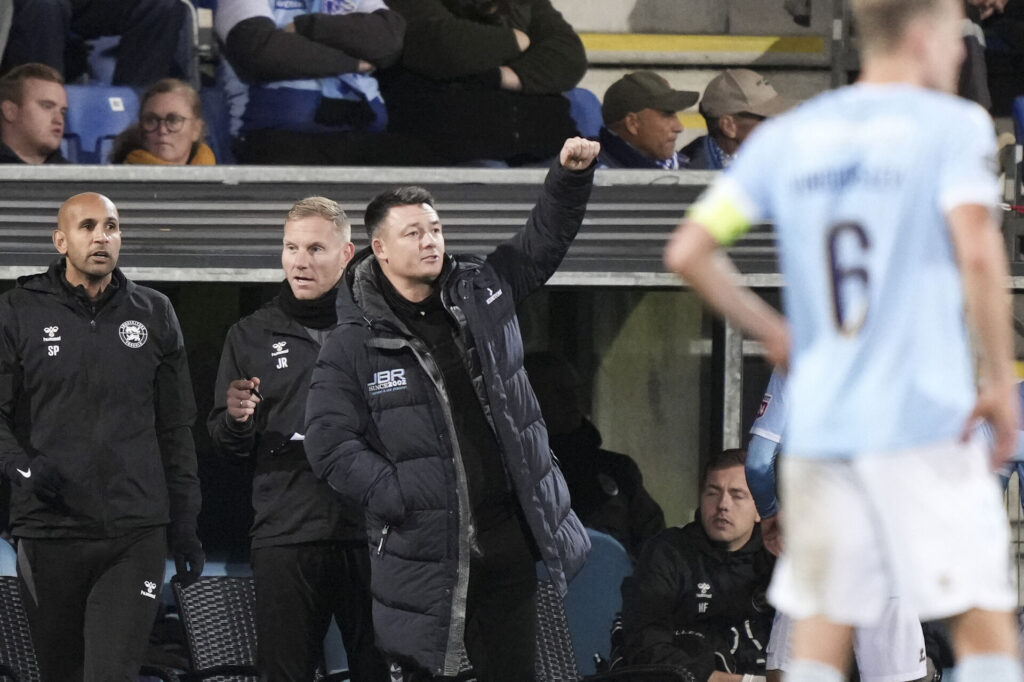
[687,184,754,247]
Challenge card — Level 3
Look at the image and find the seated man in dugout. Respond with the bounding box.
[620,448,775,682]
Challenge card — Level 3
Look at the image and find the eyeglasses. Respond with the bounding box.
[140,113,191,133]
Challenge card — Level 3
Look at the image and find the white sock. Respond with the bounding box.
[784,660,844,682]
[956,653,1024,682]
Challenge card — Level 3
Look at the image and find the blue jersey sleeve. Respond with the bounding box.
[937,102,999,214]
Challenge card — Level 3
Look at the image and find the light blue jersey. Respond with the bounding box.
[695,84,999,457]
[750,368,787,444]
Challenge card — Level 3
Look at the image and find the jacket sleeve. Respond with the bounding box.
[221,16,363,82]
[0,298,30,479]
[621,536,717,681]
[304,332,405,524]
[292,9,406,69]
[387,0,522,79]
[505,0,586,94]
[207,325,257,460]
[486,160,595,305]
[154,302,202,528]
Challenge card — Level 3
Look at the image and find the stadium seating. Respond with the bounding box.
[62,84,139,164]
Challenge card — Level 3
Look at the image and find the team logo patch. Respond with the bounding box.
[367,369,408,395]
[140,580,157,599]
[757,393,772,418]
[42,325,61,342]
[118,320,148,349]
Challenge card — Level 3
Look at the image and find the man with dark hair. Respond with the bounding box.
[597,71,698,170]
[681,69,793,171]
[620,449,774,682]
[209,197,387,681]
[304,137,599,681]
[2,0,187,87]
[0,62,67,164]
[0,192,203,681]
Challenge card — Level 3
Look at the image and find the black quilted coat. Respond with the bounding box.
[305,161,594,675]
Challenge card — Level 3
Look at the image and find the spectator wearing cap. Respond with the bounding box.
[597,71,698,170]
[682,69,794,170]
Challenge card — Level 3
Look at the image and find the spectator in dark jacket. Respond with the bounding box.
[0,63,67,164]
[209,197,387,681]
[3,0,186,87]
[216,0,437,165]
[379,0,587,165]
[621,449,774,682]
[682,69,793,171]
[304,137,598,681]
[596,71,698,170]
[524,351,665,559]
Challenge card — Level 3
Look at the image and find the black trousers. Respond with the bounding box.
[399,514,538,682]
[16,526,167,682]
[252,541,388,682]
[3,0,186,86]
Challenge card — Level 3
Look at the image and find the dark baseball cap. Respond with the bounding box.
[698,69,794,118]
[602,71,700,125]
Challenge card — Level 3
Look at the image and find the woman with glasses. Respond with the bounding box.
[111,78,215,165]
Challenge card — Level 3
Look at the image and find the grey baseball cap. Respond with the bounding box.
[699,69,795,118]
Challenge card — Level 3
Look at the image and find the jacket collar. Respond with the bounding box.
[20,258,130,306]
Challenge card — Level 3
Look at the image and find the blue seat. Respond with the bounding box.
[63,85,139,163]
[563,529,633,675]
[565,87,604,139]
[0,540,15,577]
[200,86,235,164]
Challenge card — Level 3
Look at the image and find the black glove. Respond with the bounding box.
[6,456,65,507]
[169,522,205,586]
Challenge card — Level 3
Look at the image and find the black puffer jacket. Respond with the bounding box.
[621,520,775,681]
[305,161,593,676]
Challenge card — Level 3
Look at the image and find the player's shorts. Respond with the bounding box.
[766,598,926,682]
[767,436,1014,625]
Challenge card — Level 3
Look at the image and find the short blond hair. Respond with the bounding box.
[851,0,954,54]
[286,196,351,242]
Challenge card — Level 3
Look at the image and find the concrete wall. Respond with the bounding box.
[552,0,833,35]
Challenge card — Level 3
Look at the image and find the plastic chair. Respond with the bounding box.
[564,88,604,139]
[563,530,634,674]
[0,575,179,682]
[62,84,139,163]
[172,577,259,681]
[199,86,236,164]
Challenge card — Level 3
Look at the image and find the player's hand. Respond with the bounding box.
[226,377,261,423]
[761,513,783,557]
[513,28,531,51]
[559,137,600,170]
[962,380,1019,468]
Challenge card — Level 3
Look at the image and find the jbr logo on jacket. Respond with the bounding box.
[367,369,407,396]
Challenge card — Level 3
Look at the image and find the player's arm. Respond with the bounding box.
[664,184,790,368]
[948,203,1019,464]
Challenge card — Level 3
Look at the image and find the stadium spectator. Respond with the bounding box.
[303,138,598,681]
[596,71,698,170]
[0,63,67,164]
[2,0,187,87]
[620,448,774,681]
[682,69,793,170]
[379,0,586,166]
[111,78,214,165]
[0,192,204,681]
[208,197,386,681]
[524,351,665,559]
[215,0,435,165]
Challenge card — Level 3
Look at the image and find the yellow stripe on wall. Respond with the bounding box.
[580,33,825,55]
[679,113,706,131]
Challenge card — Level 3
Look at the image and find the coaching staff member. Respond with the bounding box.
[304,137,599,681]
[0,192,204,681]
[209,197,387,681]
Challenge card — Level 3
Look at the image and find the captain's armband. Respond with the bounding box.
[686,180,756,246]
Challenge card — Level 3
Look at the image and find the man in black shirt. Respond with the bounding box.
[0,63,68,164]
